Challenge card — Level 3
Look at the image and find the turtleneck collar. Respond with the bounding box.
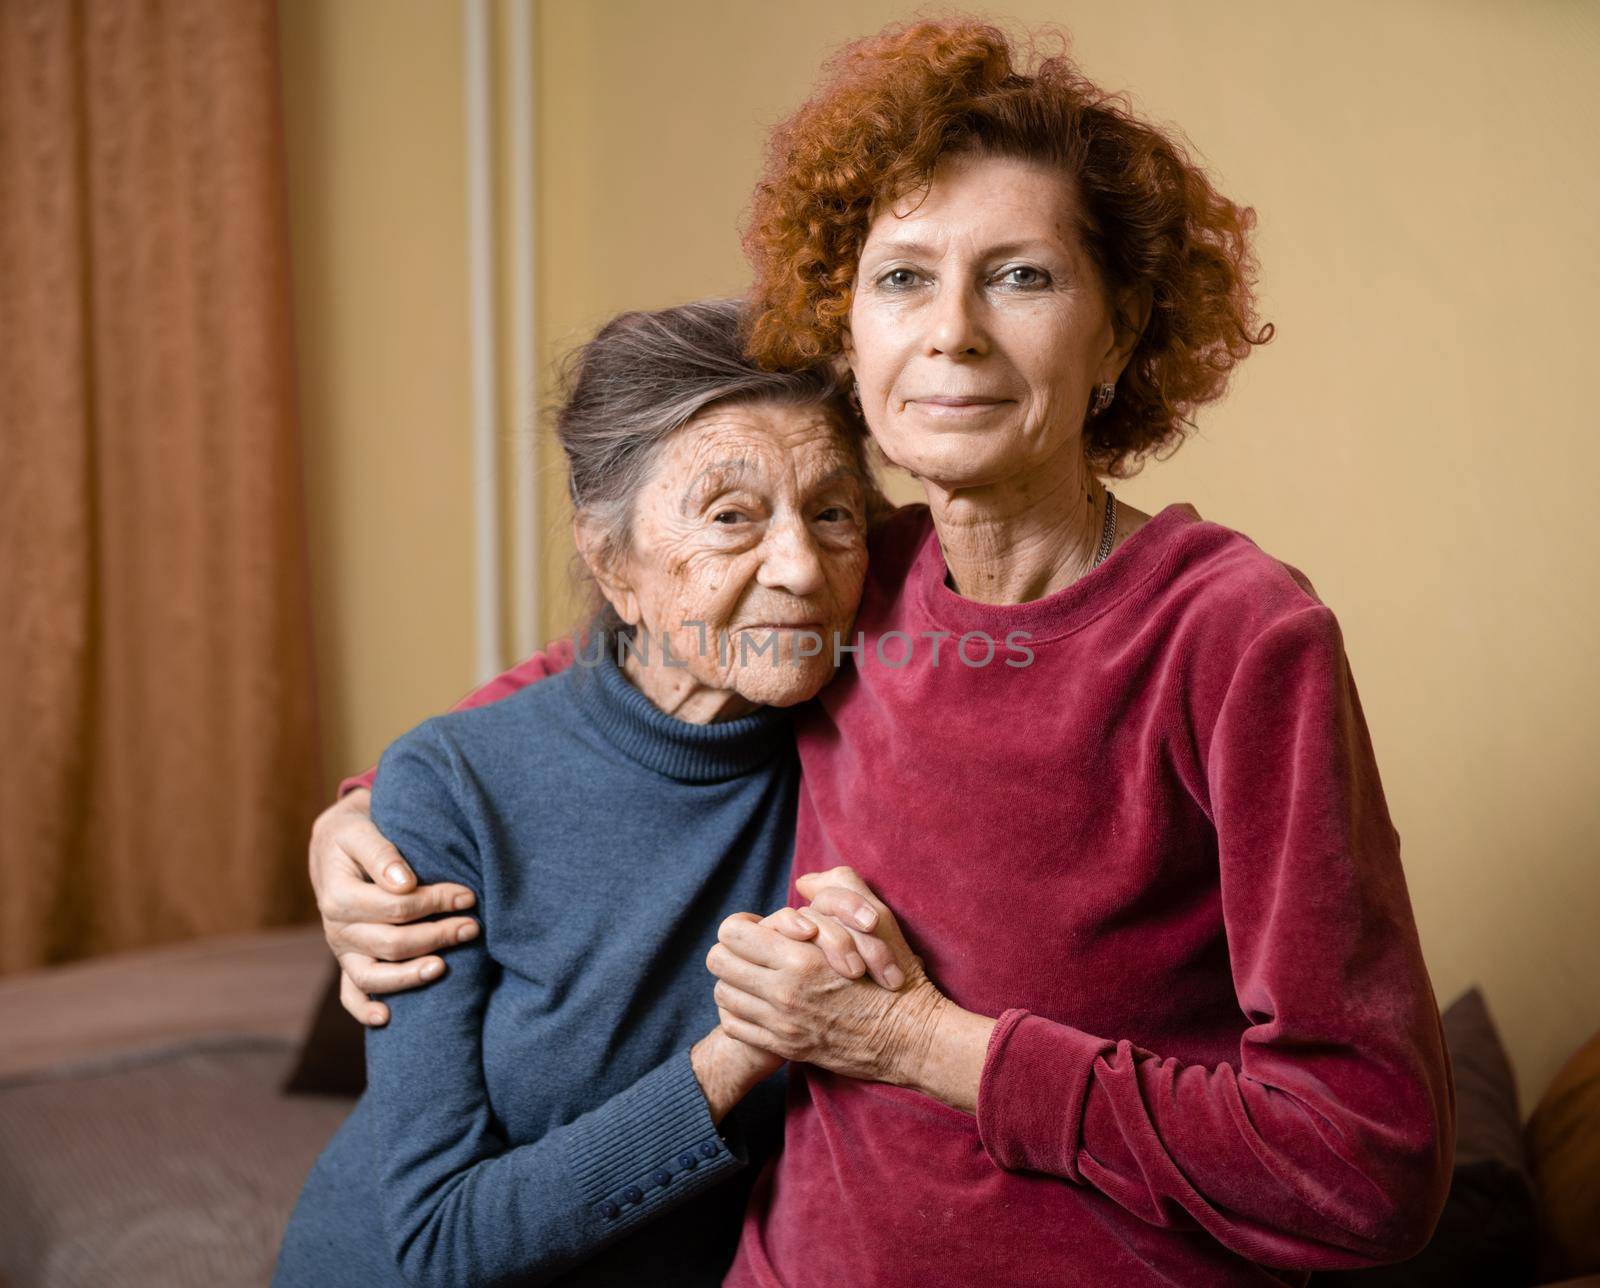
[567,640,791,783]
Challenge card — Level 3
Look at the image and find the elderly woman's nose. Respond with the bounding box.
[926,282,990,358]
[755,518,827,596]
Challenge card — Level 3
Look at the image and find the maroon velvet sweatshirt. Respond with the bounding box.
[348,501,1454,1286]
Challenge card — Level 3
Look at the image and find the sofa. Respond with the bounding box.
[0,926,1595,1287]
[0,928,348,1287]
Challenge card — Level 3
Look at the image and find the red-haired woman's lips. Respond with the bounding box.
[908,396,1012,417]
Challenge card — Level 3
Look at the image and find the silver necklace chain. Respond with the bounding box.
[1091,490,1117,569]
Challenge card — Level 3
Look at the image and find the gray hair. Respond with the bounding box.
[553,297,871,566]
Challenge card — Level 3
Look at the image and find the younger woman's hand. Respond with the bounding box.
[309,788,482,1025]
[753,884,905,991]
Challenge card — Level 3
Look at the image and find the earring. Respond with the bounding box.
[1090,382,1116,417]
[847,380,863,415]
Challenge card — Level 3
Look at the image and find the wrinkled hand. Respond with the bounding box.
[701,892,909,1094]
[707,866,949,1086]
[309,788,482,1026]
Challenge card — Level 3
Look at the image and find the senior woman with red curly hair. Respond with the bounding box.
[311,18,1453,1286]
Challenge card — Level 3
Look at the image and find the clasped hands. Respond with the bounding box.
[309,790,953,1092]
[706,866,952,1089]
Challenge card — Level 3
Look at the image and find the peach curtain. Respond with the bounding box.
[0,0,319,975]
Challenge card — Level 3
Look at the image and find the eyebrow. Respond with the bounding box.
[863,237,1061,263]
[803,465,865,498]
[681,459,752,514]
[679,460,862,515]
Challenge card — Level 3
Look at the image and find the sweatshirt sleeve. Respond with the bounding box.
[338,638,576,796]
[973,604,1456,1272]
[364,727,752,1288]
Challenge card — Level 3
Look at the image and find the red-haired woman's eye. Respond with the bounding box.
[998,265,1050,289]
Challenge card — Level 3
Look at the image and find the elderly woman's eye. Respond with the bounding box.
[879,268,920,290]
[815,506,854,524]
[712,510,747,525]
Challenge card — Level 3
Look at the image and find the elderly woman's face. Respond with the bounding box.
[845,150,1129,492]
[607,400,867,708]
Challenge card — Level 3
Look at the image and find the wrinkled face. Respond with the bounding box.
[606,400,868,707]
[845,150,1131,492]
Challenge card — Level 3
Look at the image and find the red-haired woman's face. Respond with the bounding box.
[844,151,1131,494]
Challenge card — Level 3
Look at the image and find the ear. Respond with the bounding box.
[572,511,641,627]
[1103,284,1152,380]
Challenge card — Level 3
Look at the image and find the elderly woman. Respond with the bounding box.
[274,299,899,1287]
[312,19,1454,1287]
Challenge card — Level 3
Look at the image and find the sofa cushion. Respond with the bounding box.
[0,1039,351,1288]
[0,925,331,1082]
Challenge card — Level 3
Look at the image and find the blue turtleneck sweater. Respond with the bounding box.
[273,647,796,1287]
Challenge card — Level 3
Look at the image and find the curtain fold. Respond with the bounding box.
[1,0,320,975]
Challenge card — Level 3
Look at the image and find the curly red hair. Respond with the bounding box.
[742,18,1274,478]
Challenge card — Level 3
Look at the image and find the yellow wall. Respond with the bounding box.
[280,1,1600,1106]
[278,0,475,787]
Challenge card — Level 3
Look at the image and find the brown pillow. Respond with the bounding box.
[1528,1026,1600,1278]
[281,961,365,1097]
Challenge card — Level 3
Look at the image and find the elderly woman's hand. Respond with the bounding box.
[707,867,950,1087]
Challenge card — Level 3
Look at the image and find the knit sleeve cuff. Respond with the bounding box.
[560,1046,747,1242]
[975,1007,1113,1182]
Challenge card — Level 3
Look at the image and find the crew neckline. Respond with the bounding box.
[913,501,1202,642]
[567,639,791,783]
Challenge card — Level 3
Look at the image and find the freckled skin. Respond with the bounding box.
[842,150,1154,605]
[589,401,869,723]
[845,150,1126,492]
